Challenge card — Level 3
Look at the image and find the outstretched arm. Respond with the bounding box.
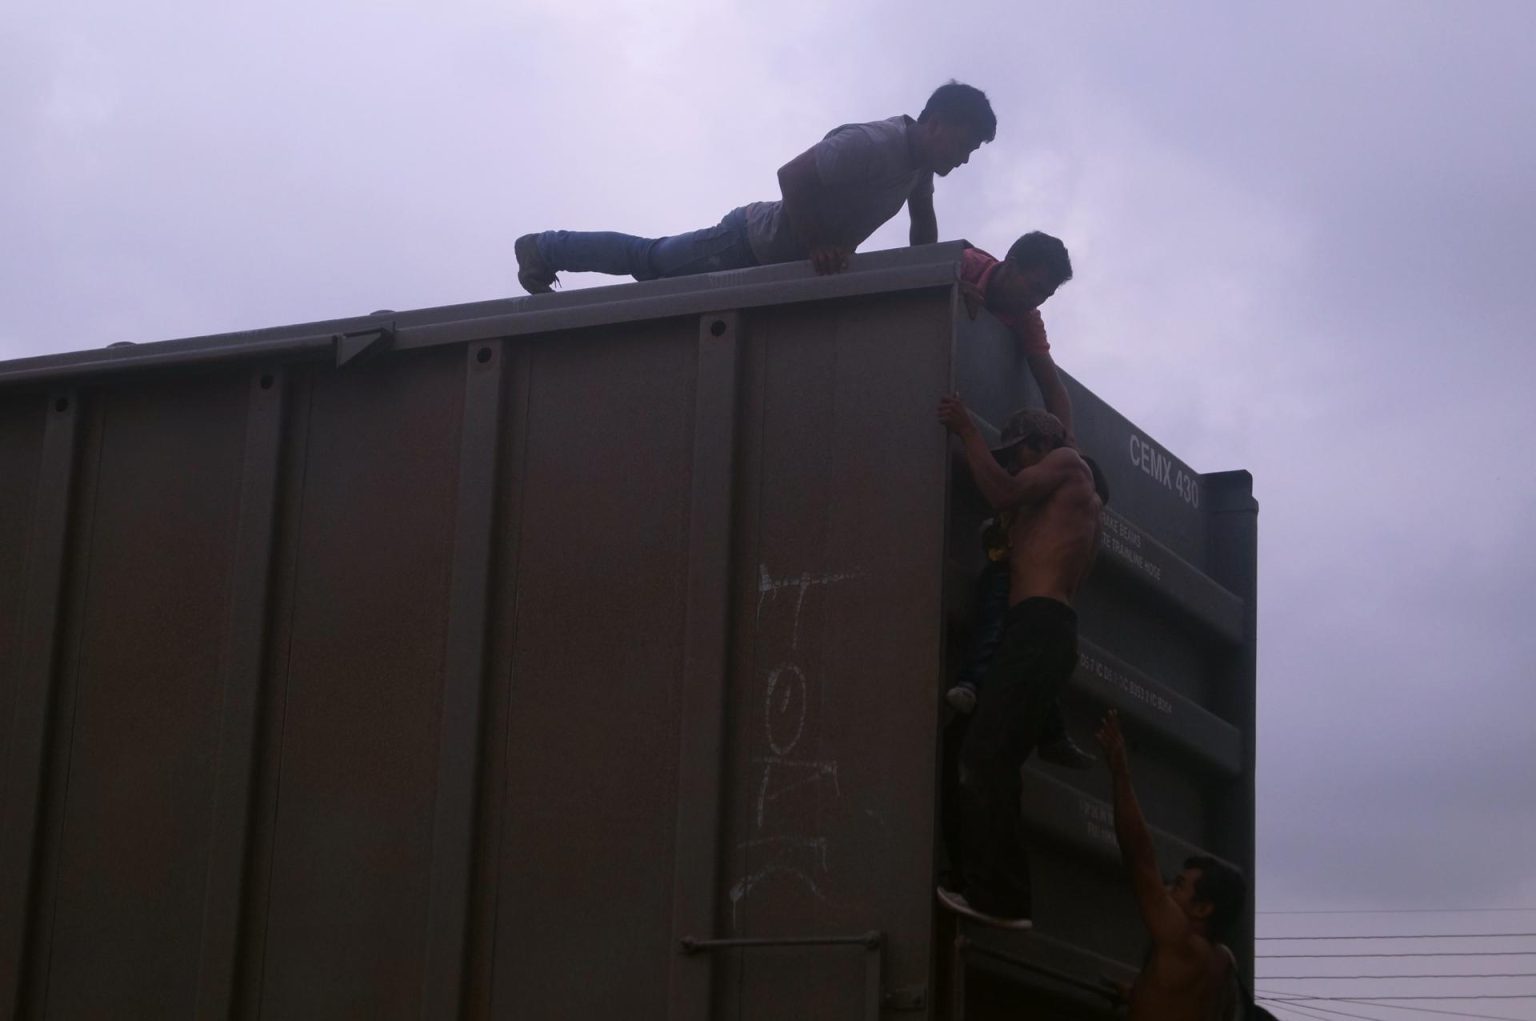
[1096,711,1189,948]
[937,394,1076,511]
[1025,350,1074,440]
[908,182,937,245]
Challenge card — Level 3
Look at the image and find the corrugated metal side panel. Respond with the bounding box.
[0,282,957,1020]
[0,247,1252,1019]
[0,395,47,822]
[244,346,466,1019]
[0,392,67,1021]
[483,319,700,1018]
[22,374,249,1019]
[714,291,951,1020]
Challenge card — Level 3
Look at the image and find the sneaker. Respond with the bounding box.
[946,684,977,715]
[514,233,558,294]
[936,886,1032,930]
[1037,734,1096,770]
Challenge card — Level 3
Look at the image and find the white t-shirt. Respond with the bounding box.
[737,115,934,264]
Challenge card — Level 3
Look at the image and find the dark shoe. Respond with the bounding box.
[1038,733,1096,770]
[946,684,978,715]
[936,886,1032,930]
[515,233,558,294]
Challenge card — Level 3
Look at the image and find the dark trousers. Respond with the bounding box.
[957,563,1071,747]
[955,597,1080,917]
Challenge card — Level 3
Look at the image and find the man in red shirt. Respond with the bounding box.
[946,232,1085,728]
[958,231,1075,436]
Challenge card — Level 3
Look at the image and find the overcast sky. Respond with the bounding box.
[4,2,1534,1016]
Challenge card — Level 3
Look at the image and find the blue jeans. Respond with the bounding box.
[957,562,1011,689]
[535,207,757,282]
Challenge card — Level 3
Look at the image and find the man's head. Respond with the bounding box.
[916,81,997,176]
[1170,856,1247,943]
[987,232,1074,315]
[992,408,1068,468]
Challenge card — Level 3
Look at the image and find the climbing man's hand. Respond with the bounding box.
[1095,710,1129,774]
[937,393,976,437]
[809,244,851,275]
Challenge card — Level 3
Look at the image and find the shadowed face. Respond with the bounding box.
[923,117,987,175]
[1169,867,1215,926]
[989,261,1060,313]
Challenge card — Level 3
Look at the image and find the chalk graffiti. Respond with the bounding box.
[730,562,860,929]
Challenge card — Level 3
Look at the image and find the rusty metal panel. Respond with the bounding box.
[0,390,77,1019]
[194,367,288,1020]
[0,393,47,827]
[0,243,1252,1020]
[421,341,508,1019]
[714,290,951,1020]
[487,319,699,1018]
[22,374,248,1019]
[667,312,743,1020]
[252,347,465,1020]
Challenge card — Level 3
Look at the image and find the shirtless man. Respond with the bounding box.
[935,396,1102,927]
[1096,709,1248,1020]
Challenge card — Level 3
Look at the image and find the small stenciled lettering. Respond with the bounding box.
[1079,652,1175,715]
[1102,528,1164,582]
[1079,797,1116,848]
[1103,513,1142,548]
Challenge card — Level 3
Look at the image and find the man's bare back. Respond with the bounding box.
[1003,446,1102,605]
[1129,938,1235,1021]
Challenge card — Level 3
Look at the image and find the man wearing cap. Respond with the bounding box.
[934,397,1104,928]
[945,406,1107,765]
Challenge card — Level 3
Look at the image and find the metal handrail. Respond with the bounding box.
[679,931,882,953]
[680,931,885,1020]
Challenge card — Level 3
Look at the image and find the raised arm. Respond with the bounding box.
[1096,711,1190,948]
[777,148,849,274]
[907,179,937,245]
[937,395,1078,511]
[1025,350,1074,440]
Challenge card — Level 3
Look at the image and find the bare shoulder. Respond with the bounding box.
[1138,935,1214,996]
[1044,446,1093,479]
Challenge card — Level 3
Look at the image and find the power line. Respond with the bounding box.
[1259,933,1536,942]
[1259,999,1509,1021]
[1264,1000,1394,1021]
[1260,998,1535,1021]
[1262,998,1412,1021]
[1259,989,1536,1021]
[1263,993,1536,1002]
[1261,908,1536,916]
[1263,953,1536,960]
[1262,972,1536,980]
